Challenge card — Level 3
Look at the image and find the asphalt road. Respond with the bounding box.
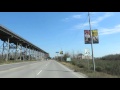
[0,60,87,78]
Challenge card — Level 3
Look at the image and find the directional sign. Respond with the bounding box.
[60,51,63,54]
[66,58,71,61]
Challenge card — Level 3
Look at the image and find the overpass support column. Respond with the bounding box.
[24,46,27,61]
[1,41,5,60]
[34,50,36,60]
[15,42,18,60]
[38,52,40,60]
[0,41,6,60]
[43,53,45,60]
[39,52,40,60]
[35,50,37,60]
[37,51,39,60]
[28,47,31,60]
[31,49,34,60]
[6,38,10,61]
[30,48,33,60]
[42,53,44,60]
[19,44,22,61]
[40,52,42,60]
[9,43,16,60]
[23,46,25,61]
[32,49,34,60]
[41,52,43,60]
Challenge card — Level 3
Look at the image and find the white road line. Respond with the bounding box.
[37,70,42,75]
[36,61,51,76]
[36,62,50,76]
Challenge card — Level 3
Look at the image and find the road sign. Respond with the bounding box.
[66,58,71,61]
[85,49,90,55]
[60,51,63,54]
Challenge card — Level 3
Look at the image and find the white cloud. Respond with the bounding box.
[92,12,113,24]
[62,18,70,22]
[74,23,88,30]
[73,12,114,30]
[99,24,120,35]
[72,15,81,19]
[62,14,82,22]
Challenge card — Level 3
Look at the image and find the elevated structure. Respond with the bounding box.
[0,25,49,61]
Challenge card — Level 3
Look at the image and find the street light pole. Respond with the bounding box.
[88,12,96,72]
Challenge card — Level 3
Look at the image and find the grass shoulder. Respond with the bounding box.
[0,59,37,65]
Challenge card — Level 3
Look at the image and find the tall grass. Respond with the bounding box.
[70,59,120,77]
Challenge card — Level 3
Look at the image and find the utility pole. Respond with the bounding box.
[61,48,62,61]
[56,52,59,60]
[88,12,96,72]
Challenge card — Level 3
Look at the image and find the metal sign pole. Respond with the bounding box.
[88,12,96,72]
[87,55,89,70]
[56,52,59,60]
[85,49,90,70]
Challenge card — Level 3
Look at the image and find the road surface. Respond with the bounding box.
[0,60,87,78]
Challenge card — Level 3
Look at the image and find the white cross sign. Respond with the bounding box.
[85,49,90,55]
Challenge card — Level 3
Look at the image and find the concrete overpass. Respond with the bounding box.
[0,25,49,61]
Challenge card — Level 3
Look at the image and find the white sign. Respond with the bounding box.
[66,58,71,61]
[85,49,90,55]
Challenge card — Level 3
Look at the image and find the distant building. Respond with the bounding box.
[82,55,92,60]
[75,53,92,60]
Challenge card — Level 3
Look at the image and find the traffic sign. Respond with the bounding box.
[85,49,90,55]
[60,51,63,54]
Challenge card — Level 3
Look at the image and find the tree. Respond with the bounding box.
[63,52,70,61]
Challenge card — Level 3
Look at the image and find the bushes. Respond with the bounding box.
[71,60,86,68]
[69,59,120,76]
[96,54,120,60]
[60,53,120,77]
[96,66,103,72]
[77,63,84,68]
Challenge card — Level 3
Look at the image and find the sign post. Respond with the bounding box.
[88,12,95,72]
[85,49,90,70]
[60,50,63,61]
[56,52,59,60]
[84,13,99,72]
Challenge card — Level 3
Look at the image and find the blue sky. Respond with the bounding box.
[0,12,120,58]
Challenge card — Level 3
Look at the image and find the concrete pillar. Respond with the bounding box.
[29,47,31,60]
[19,44,22,60]
[15,42,18,60]
[2,41,5,60]
[6,38,10,61]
